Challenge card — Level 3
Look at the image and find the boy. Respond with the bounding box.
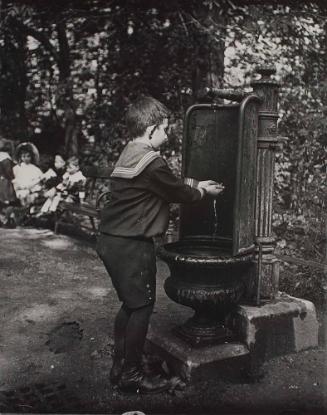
[97,96,224,394]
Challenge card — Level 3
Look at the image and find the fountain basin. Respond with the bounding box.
[158,239,254,346]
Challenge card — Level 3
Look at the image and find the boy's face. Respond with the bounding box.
[149,118,169,150]
[21,152,32,164]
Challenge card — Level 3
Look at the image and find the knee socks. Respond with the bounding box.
[113,304,131,359]
[113,303,154,366]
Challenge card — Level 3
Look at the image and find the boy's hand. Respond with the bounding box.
[198,180,218,188]
[205,183,225,197]
[197,180,224,197]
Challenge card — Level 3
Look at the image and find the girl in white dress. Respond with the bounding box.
[13,143,43,207]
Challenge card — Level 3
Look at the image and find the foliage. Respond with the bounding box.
[221,2,326,307]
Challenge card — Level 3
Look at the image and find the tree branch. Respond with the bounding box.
[9,17,59,62]
[56,20,71,80]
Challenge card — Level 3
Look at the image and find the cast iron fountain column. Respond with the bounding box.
[251,66,280,300]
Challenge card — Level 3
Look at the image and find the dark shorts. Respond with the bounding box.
[96,233,157,309]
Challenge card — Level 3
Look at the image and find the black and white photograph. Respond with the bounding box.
[0,0,326,414]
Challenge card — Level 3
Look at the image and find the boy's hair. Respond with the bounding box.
[125,96,170,139]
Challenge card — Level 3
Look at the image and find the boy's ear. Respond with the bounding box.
[145,124,156,136]
[146,124,157,140]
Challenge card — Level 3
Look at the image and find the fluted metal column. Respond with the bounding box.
[251,66,280,299]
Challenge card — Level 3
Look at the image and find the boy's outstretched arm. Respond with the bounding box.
[147,158,211,203]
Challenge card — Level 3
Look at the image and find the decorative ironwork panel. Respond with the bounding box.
[180,105,239,246]
[180,98,259,256]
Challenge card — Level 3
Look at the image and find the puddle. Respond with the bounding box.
[46,322,83,354]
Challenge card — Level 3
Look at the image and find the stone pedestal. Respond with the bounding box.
[145,319,250,383]
[146,294,319,383]
[234,293,319,358]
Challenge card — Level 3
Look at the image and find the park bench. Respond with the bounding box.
[54,166,112,236]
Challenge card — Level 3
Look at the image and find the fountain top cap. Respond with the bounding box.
[256,65,276,77]
[251,65,280,88]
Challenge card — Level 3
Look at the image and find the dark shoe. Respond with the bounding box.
[143,354,167,378]
[110,357,124,385]
[118,364,169,394]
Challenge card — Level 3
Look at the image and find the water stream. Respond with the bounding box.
[213,199,218,237]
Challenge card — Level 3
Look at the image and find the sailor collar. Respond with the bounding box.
[111,141,160,179]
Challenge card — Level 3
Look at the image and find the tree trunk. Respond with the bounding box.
[1,0,28,139]
[191,3,226,101]
[56,20,79,157]
[57,20,71,82]
[63,103,79,156]
[16,29,28,136]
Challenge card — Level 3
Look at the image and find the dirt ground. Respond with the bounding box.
[0,227,326,415]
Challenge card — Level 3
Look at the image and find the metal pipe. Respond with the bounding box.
[256,243,263,306]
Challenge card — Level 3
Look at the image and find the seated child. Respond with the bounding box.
[59,156,86,203]
[44,156,86,212]
[39,154,66,214]
[42,154,66,189]
[12,142,43,207]
[0,138,17,227]
[0,138,16,207]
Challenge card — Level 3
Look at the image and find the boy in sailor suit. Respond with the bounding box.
[96,96,223,394]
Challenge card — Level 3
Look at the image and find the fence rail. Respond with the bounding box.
[277,254,327,272]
